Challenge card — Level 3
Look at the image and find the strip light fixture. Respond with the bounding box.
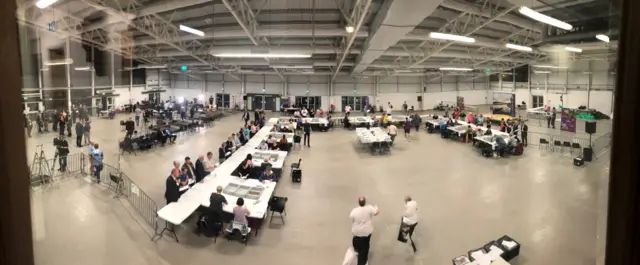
[36,0,58,9]
[214,53,311,58]
[533,65,568,69]
[429,32,475,43]
[518,6,573,30]
[74,66,92,71]
[533,71,551,74]
[505,43,533,52]
[565,47,582,53]
[179,25,205,37]
[44,58,73,66]
[439,67,474,71]
[596,34,610,43]
[345,25,355,33]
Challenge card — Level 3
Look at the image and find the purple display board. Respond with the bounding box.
[561,108,577,133]
[492,92,516,116]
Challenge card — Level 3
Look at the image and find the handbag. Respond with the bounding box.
[397,222,410,243]
[342,247,357,265]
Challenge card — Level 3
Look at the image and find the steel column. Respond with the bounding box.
[65,38,71,111]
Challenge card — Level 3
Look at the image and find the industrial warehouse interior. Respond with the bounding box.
[14,0,619,265]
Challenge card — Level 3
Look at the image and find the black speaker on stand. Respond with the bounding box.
[584,121,596,162]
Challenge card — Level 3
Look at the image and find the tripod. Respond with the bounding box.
[29,144,53,187]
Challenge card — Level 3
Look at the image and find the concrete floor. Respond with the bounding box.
[27,111,610,265]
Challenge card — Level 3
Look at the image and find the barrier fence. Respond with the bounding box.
[29,152,158,238]
[592,132,612,158]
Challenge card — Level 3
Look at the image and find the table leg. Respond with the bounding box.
[152,221,179,242]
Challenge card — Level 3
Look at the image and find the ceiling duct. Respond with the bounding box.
[351,0,444,74]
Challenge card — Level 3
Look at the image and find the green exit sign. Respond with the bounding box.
[485,68,491,73]
[353,89,357,94]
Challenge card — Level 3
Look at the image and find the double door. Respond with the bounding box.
[532,95,544,108]
[251,95,276,111]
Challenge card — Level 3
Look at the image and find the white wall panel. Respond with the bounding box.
[441,83,456,92]
[265,83,282,94]
[376,93,420,111]
[224,82,242,94]
[380,76,397,84]
[398,84,419,93]
[473,82,486,90]
[589,90,613,114]
[288,84,307,96]
[354,83,374,95]
[309,84,328,96]
[566,90,589,109]
[309,76,328,83]
[515,89,530,106]
[287,76,308,83]
[245,83,263,93]
[131,86,145,103]
[425,83,441,93]
[460,90,488,105]
[334,83,355,95]
[206,82,225,94]
[379,83,397,93]
[113,87,130,107]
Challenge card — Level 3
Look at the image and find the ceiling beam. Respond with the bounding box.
[79,0,240,80]
[332,0,372,81]
[219,0,285,81]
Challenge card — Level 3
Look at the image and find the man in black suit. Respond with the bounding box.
[164,168,181,205]
[302,120,311,147]
[521,122,528,147]
[195,155,207,182]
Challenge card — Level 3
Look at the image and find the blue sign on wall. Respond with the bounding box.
[181,65,187,71]
[48,22,55,32]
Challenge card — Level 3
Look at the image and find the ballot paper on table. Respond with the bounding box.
[474,254,492,265]
[488,245,504,259]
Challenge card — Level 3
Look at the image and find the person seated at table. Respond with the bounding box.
[381,113,390,127]
[466,113,475,124]
[438,118,447,131]
[301,108,308,117]
[182,157,196,183]
[343,115,351,129]
[179,167,190,187]
[233,133,242,147]
[231,198,250,234]
[476,114,485,125]
[195,155,207,182]
[465,125,474,143]
[258,140,269,150]
[161,128,177,145]
[275,121,282,132]
[225,136,235,153]
[484,125,493,136]
[316,108,324,117]
[219,142,228,163]
[258,166,278,183]
[493,135,507,157]
[205,152,217,172]
[237,159,252,179]
[250,123,257,138]
[279,134,288,145]
[243,125,251,140]
[266,135,277,147]
[260,157,272,171]
[446,118,455,127]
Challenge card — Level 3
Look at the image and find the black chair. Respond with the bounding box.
[269,196,288,224]
[553,140,562,152]
[290,158,302,183]
[571,142,582,155]
[562,141,571,153]
[108,173,123,198]
[539,138,550,150]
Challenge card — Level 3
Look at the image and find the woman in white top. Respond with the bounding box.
[345,105,352,114]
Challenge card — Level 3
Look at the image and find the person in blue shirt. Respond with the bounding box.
[92,143,104,183]
[302,120,311,147]
[493,135,507,157]
[258,166,277,183]
[243,125,251,140]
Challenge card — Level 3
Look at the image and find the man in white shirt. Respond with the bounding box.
[402,195,418,252]
[350,197,380,265]
[387,102,393,115]
[387,122,398,145]
[345,105,352,114]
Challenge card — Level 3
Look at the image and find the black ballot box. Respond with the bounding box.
[496,235,521,261]
[573,157,584,167]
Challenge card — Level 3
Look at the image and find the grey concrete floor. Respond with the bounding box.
[27,111,610,265]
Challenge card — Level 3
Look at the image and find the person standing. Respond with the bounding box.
[36,111,44,133]
[402,101,408,115]
[303,120,311,147]
[25,116,33,138]
[65,114,72,137]
[242,109,250,125]
[135,106,142,126]
[403,117,411,142]
[551,107,557,129]
[411,114,421,132]
[84,118,92,145]
[350,197,380,265]
[56,135,69,172]
[402,195,419,252]
[521,122,528,147]
[58,112,66,136]
[75,120,84,147]
[92,143,104,183]
[545,110,552,128]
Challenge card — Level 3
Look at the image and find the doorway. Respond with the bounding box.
[251,95,276,111]
[532,95,544,108]
[295,96,322,110]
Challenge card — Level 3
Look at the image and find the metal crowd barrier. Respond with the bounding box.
[30,153,85,187]
[591,132,612,158]
[91,157,159,236]
[526,131,591,155]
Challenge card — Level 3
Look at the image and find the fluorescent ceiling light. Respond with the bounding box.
[533,65,567,69]
[565,47,582,53]
[505,43,533,52]
[345,26,355,33]
[533,71,551,74]
[439,67,473,71]
[96,90,116,94]
[36,0,58,9]
[518,6,573,30]
[40,68,50,71]
[395,69,414,73]
[596,34,610,43]
[214,53,311,58]
[179,25,205,37]
[44,58,73,66]
[270,64,313,69]
[429,32,475,43]
[139,64,167,69]
[74,66,92,71]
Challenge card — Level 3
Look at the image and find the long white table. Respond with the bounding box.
[157,118,286,233]
[356,127,392,144]
[268,132,294,143]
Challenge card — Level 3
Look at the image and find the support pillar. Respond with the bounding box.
[65,38,71,111]
[90,47,95,110]
[587,61,593,109]
[498,74,503,90]
[527,65,532,107]
[128,59,133,105]
[420,76,425,111]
